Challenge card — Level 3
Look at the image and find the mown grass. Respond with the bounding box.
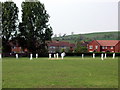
[2,57,118,88]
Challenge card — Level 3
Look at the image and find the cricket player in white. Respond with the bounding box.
[101,53,104,60]
[16,54,18,59]
[36,53,38,59]
[113,53,115,59]
[61,52,65,59]
[0,53,2,59]
[105,53,107,59]
[30,54,33,60]
[56,53,59,59]
[49,53,51,59]
[93,53,95,58]
[82,54,84,59]
[54,54,56,58]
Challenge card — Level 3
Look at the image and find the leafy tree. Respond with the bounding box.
[20,1,53,53]
[74,41,88,53]
[0,2,2,49]
[74,45,81,53]
[2,1,19,53]
[61,48,65,53]
[66,47,74,53]
[80,46,88,53]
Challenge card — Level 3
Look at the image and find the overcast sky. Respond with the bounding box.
[1,0,119,36]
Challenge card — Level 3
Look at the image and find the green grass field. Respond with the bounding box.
[2,57,118,88]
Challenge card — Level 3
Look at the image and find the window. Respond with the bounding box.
[49,46,52,49]
[89,46,93,49]
[61,46,64,48]
[95,46,98,49]
[64,47,66,49]
[53,46,56,49]
[61,46,66,49]
[49,46,56,49]
[102,46,105,49]
[102,46,107,49]
[111,46,113,49]
[105,46,107,49]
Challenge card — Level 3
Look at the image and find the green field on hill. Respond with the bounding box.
[53,31,118,43]
[2,57,118,88]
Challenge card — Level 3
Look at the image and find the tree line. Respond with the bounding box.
[1,1,53,53]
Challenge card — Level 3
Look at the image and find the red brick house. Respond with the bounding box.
[9,40,28,53]
[47,41,75,53]
[88,40,120,53]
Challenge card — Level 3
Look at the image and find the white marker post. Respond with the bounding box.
[36,53,38,59]
[56,53,59,59]
[113,53,115,59]
[30,54,33,60]
[16,54,18,59]
[54,54,56,59]
[49,53,51,59]
[105,53,107,59]
[101,53,104,60]
[82,54,84,59]
[0,53,2,59]
[93,53,95,58]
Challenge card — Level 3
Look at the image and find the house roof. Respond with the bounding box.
[81,41,89,46]
[96,40,120,46]
[47,41,75,47]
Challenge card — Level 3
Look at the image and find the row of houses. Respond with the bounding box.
[10,40,120,53]
[47,41,75,53]
[88,40,120,53]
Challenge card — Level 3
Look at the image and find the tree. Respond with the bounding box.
[60,48,65,53]
[0,2,2,49]
[74,41,88,53]
[20,1,53,53]
[2,1,19,53]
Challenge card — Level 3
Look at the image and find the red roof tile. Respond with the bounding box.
[96,40,120,46]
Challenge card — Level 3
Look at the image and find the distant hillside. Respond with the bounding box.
[52,31,119,43]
